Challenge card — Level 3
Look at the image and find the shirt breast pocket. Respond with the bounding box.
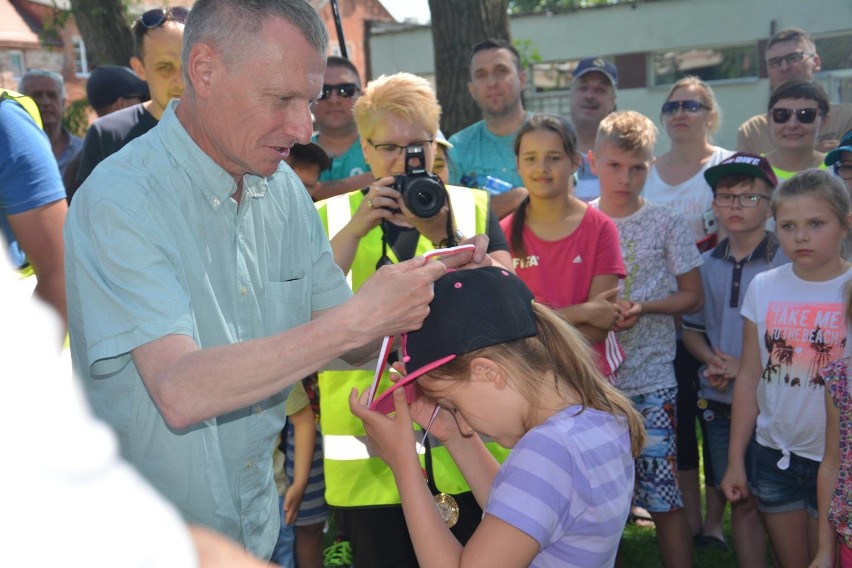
[264,276,310,336]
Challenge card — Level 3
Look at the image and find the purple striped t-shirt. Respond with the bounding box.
[485,406,634,567]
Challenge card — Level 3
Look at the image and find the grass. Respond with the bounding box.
[619,424,742,567]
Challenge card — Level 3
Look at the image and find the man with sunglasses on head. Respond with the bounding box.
[76,6,186,185]
[309,56,375,201]
[64,0,490,561]
[737,28,852,155]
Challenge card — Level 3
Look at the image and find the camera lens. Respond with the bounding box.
[403,178,445,218]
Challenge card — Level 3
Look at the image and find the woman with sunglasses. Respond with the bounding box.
[765,80,831,184]
[642,75,734,552]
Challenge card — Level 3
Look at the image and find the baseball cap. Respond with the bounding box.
[825,129,852,166]
[288,142,331,171]
[704,152,778,191]
[370,267,537,414]
[573,57,618,88]
[86,65,149,109]
[436,129,453,149]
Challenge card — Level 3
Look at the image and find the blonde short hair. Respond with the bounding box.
[353,73,441,140]
[662,75,721,136]
[596,110,657,156]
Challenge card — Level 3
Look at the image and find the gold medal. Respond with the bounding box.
[434,492,459,528]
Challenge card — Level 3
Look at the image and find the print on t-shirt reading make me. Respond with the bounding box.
[764,301,846,387]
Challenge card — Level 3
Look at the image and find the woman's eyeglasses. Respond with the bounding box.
[140,6,188,29]
[770,107,820,124]
[712,193,769,208]
[367,139,433,159]
[319,83,359,100]
[661,100,709,114]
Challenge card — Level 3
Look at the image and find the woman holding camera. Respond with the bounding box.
[315,72,511,568]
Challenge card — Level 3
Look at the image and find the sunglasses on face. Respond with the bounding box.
[766,51,813,69]
[770,107,820,124]
[319,83,359,100]
[661,100,709,114]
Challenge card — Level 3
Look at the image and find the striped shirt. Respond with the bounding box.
[485,406,634,567]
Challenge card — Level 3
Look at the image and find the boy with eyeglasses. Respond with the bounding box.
[682,152,787,567]
[825,129,852,193]
[738,28,852,155]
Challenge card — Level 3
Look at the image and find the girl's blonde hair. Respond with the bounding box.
[420,303,646,458]
[661,75,721,137]
[771,169,851,230]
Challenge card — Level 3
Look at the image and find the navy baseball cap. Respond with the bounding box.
[574,57,618,88]
[86,65,149,109]
[704,152,778,191]
[825,129,852,166]
[371,267,537,414]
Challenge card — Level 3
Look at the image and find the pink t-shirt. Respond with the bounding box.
[501,205,625,308]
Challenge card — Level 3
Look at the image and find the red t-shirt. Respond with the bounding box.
[501,205,625,308]
[501,205,626,378]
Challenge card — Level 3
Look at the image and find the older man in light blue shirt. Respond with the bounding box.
[63,0,482,560]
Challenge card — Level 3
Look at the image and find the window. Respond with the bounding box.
[8,51,24,81]
[814,33,852,72]
[72,36,89,77]
[651,43,758,86]
[530,60,577,92]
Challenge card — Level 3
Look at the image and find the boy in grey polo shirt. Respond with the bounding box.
[682,153,788,566]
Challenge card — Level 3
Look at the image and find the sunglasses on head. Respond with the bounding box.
[770,107,820,124]
[140,6,189,29]
[661,100,709,114]
[319,83,359,100]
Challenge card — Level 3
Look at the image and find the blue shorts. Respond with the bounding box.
[631,386,684,513]
[750,440,818,516]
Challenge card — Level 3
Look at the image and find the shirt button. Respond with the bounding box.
[245,460,254,470]
[240,286,248,296]
[212,197,220,207]
[255,407,262,415]
[733,282,739,287]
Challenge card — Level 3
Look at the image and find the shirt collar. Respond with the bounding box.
[157,100,271,210]
[711,232,779,263]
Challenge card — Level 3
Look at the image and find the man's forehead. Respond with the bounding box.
[767,38,810,56]
[471,48,515,70]
[23,76,60,92]
[576,72,613,88]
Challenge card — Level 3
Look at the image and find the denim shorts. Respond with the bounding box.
[631,386,684,513]
[750,440,819,516]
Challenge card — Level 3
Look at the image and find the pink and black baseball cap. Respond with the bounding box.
[370,267,537,414]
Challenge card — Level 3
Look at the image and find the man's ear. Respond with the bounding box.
[187,43,216,99]
[467,80,475,100]
[129,56,146,81]
[588,149,598,176]
[470,357,507,389]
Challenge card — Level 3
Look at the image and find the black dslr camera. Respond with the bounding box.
[390,145,446,218]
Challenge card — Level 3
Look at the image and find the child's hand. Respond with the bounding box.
[720,462,750,504]
[585,287,622,330]
[349,387,420,473]
[614,299,641,331]
[808,549,836,568]
[282,485,305,526]
[715,349,741,379]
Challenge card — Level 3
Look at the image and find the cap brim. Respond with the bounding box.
[369,354,455,414]
[825,145,852,166]
[574,68,616,87]
[705,163,776,189]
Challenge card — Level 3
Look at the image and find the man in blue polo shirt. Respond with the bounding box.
[449,38,530,218]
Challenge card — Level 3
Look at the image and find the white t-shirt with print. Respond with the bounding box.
[591,200,702,395]
[642,146,733,244]
[742,263,852,462]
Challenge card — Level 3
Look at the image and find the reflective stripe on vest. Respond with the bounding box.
[316,188,504,507]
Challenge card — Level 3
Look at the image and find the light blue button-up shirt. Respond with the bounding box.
[65,101,351,559]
